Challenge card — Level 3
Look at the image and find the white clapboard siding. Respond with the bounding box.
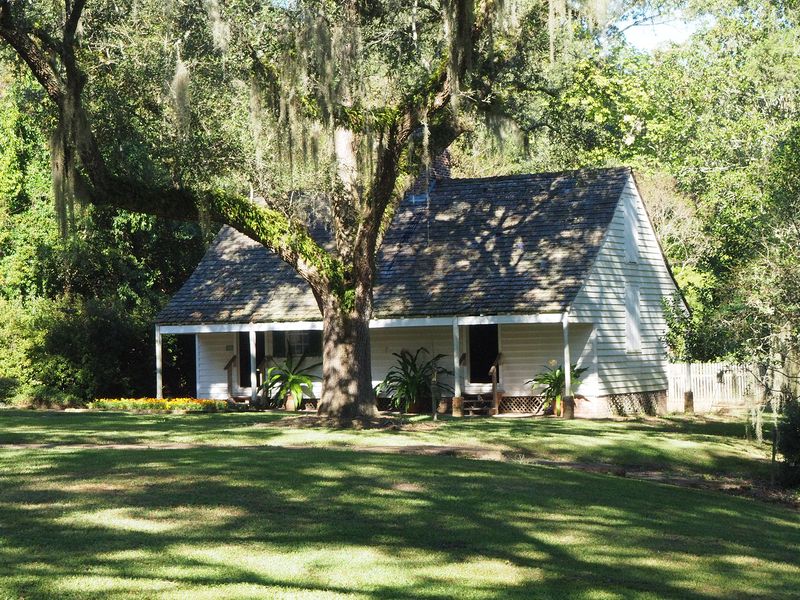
[196,333,236,399]
[370,326,454,390]
[499,323,596,397]
[667,362,759,413]
[570,174,678,397]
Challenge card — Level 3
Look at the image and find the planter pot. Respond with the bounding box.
[407,397,429,414]
[376,396,392,412]
[437,397,451,414]
[284,394,298,412]
[562,395,575,420]
[452,396,464,417]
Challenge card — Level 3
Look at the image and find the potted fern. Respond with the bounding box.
[260,352,321,411]
[526,362,587,417]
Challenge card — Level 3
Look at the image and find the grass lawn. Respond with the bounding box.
[0,410,775,480]
[1,410,798,599]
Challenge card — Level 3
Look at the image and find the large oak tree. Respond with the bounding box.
[0,0,613,418]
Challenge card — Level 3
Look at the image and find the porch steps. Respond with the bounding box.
[462,394,494,416]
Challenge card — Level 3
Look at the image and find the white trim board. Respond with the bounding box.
[159,321,324,334]
[158,312,577,335]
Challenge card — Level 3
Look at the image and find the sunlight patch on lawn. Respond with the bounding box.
[58,508,178,533]
[416,557,536,586]
[57,504,252,536]
[101,549,153,562]
[172,543,390,586]
[170,542,534,595]
[54,574,179,594]
[160,583,359,600]
[12,500,76,511]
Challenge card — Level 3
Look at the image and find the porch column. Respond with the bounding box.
[452,318,462,397]
[683,362,694,413]
[249,330,258,403]
[562,313,574,418]
[562,314,572,397]
[155,325,163,399]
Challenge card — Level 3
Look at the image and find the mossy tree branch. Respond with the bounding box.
[0,0,341,299]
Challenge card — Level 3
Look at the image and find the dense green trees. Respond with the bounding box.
[0,70,205,404]
[453,0,800,387]
[1,0,627,417]
[635,2,800,386]
[1,0,799,408]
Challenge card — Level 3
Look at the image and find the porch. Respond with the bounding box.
[154,313,597,415]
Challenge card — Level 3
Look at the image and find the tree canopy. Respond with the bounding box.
[2,0,800,407]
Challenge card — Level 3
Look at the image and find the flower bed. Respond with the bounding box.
[91,398,228,412]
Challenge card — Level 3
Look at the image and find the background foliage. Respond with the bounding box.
[452,0,800,386]
[0,68,206,405]
[2,0,800,403]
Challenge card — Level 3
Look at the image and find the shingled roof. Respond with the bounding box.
[156,167,631,325]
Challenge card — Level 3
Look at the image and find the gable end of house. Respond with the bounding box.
[568,172,683,407]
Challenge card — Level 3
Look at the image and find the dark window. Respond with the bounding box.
[162,334,196,398]
[238,332,265,388]
[272,331,322,358]
[468,325,499,384]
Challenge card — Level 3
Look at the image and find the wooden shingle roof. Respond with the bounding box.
[156,167,630,325]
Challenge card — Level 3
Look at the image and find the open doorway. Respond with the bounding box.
[468,324,499,384]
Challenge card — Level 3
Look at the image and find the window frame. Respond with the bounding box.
[271,330,323,359]
[625,284,642,353]
[624,193,640,264]
[236,332,265,389]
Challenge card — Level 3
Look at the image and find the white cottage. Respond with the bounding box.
[155,167,685,417]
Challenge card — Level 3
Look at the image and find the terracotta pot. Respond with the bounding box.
[452,396,464,417]
[284,394,298,412]
[562,395,575,420]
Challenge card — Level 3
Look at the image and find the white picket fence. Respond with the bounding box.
[667,362,760,413]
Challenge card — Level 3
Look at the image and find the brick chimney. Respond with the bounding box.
[407,150,452,197]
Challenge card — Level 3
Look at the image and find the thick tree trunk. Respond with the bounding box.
[316,296,377,420]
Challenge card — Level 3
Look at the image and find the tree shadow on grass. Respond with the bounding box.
[416,416,770,478]
[1,446,799,599]
[0,409,288,445]
[0,410,773,483]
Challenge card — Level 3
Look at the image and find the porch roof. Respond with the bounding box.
[156,167,629,326]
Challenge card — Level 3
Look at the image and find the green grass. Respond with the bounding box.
[1,410,798,599]
[0,410,773,480]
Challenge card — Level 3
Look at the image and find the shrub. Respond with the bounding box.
[0,297,34,403]
[777,392,800,487]
[91,398,227,412]
[8,384,83,409]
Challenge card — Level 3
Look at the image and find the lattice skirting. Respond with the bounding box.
[605,390,667,416]
[499,395,547,414]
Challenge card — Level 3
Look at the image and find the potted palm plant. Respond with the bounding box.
[377,348,453,414]
[526,361,587,417]
[260,352,321,411]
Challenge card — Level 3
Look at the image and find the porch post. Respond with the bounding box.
[452,318,462,398]
[249,330,258,403]
[155,325,163,399]
[452,317,463,417]
[562,312,574,418]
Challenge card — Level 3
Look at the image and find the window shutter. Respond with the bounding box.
[626,285,641,352]
[272,331,286,358]
[238,332,250,387]
[624,193,640,263]
[308,331,323,357]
